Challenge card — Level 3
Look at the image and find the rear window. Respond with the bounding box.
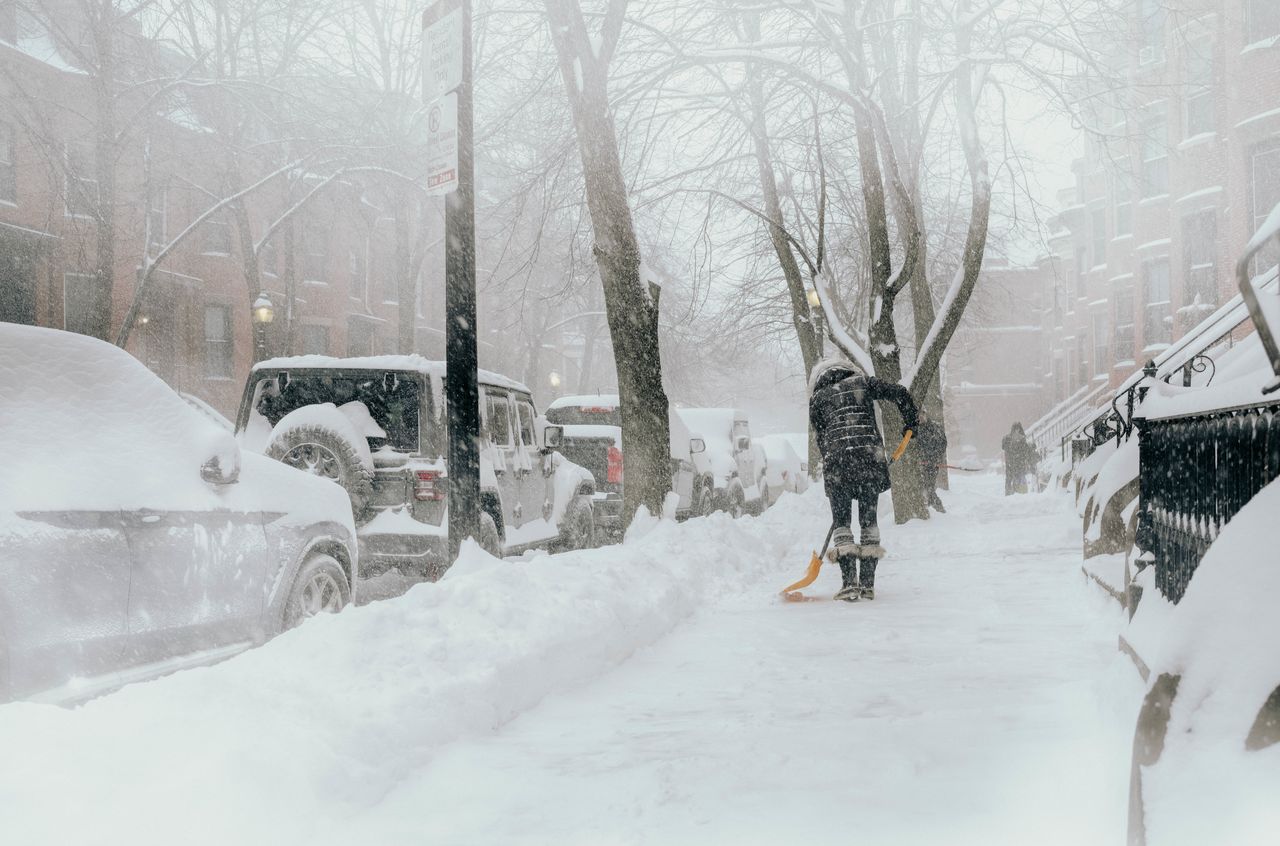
[244,370,425,453]
[546,404,621,426]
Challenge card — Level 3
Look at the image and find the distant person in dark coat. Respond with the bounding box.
[809,357,919,602]
[1001,422,1033,495]
[914,411,947,513]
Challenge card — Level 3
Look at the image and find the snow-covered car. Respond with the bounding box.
[544,394,708,533]
[0,326,358,705]
[235,356,596,578]
[758,434,809,503]
[674,408,762,517]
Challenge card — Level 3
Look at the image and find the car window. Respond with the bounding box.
[516,398,537,448]
[485,391,513,447]
[545,405,622,426]
[733,420,750,446]
[248,370,421,452]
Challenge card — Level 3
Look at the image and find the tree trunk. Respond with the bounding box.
[544,0,671,524]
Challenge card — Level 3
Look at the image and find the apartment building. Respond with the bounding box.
[1040,0,1280,409]
[0,3,430,417]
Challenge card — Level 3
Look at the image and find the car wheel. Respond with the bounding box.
[283,553,351,631]
[266,414,374,515]
[566,497,597,550]
[729,485,746,519]
[758,483,771,514]
[694,483,713,517]
[478,510,502,558]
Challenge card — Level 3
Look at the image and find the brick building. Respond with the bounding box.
[0,3,433,417]
[1039,0,1280,408]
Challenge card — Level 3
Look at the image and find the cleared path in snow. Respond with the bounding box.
[333,476,1138,846]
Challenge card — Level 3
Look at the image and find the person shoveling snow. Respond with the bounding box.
[807,356,918,602]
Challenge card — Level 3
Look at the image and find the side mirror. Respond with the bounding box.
[201,452,240,485]
[544,424,563,449]
[200,433,241,485]
[689,437,706,454]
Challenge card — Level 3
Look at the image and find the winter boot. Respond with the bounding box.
[858,556,878,601]
[827,526,859,563]
[834,554,861,602]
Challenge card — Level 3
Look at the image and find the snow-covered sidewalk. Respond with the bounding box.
[0,475,1138,845]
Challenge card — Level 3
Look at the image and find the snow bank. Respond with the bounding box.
[0,491,818,845]
[1136,479,1280,845]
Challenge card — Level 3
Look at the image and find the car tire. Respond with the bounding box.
[696,482,715,517]
[758,482,771,514]
[478,510,502,558]
[556,496,596,551]
[282,553,351,631]
[266,415,374,515]
[722,484,745,519]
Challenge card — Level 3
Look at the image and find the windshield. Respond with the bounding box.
[545,405,622,426]
[243,370,425,453]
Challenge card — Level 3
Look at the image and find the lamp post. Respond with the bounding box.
[252,293,274,363]
[806,286,824,355]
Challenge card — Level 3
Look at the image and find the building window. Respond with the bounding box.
[347,318,373,356]
[1143,259,1172,346]
[381,255,398,304]
[1140,110,1168,197]
[1092,312,1110,375]
[1074,247,1088,298]
[63,272,97,335]
[147,187,166,251]
[1245,0,1280,44]
[1183,42,1214,138]
[1052,282,1065,327]
[1113,165,1132,236]
[349,240,366,300]
[1075,335,1089,387]
[204,217,232,255]
[1114,283,1135,363]
[1181,210,1217,310]
[0,120,14,204]
[259,235,277,277]
[303,223,327,282]
[204,305,233,379]
[300,324,329,355]
[1091,209,1106,266]
[1250,142,1280,277]
[64,143,97,218]
[1139,0,1165,63]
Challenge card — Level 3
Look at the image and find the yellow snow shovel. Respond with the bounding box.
[781,430,913,602]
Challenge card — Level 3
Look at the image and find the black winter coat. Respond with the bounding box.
[809,370,919,494]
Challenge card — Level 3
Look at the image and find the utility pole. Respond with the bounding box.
[423,0,478,560]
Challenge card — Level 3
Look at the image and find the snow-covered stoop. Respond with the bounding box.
[1,476,1143,845]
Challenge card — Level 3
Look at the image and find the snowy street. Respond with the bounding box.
[0,475,1140,846]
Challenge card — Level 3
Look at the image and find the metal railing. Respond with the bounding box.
[1134,400,1280,603]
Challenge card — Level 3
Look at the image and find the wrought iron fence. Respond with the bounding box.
[1135,400,1280,603]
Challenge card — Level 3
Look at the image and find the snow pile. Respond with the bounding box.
[0,325,235,512]
[0,491,814,845]
[1134,479,1280,845]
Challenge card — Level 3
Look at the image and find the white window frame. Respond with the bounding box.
[203,303,234,380]
[63,143,97,220]
[203,216,232,256]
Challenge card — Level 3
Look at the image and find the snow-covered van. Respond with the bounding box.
[235,356,596,579]
[674,408,763,517]
[543,394,708,533]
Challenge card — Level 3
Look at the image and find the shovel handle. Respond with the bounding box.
[891,430,913,462]
[818,522,837,557]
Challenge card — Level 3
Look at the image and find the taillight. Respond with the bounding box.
[606,446,624,484]
[414,469,445,501]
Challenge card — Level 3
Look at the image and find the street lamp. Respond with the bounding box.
[548,370,562,390]
[806,286,825,355]
[252,293,274,362]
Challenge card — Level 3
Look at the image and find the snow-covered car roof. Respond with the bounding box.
[675,408,746,439]
[255,354,531,395]
[560,423,622,447]
[547,393,620,409]
[757,434,801,462]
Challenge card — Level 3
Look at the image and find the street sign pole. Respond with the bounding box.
[423,0,478,561]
